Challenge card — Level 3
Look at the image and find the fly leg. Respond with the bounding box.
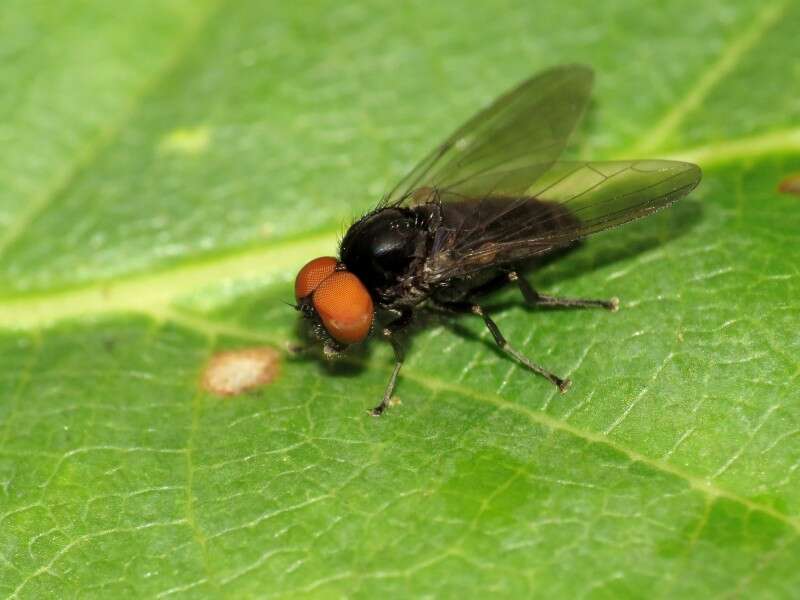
[509,271,619,311]
[437,300,571,393]
[370,308,412,417]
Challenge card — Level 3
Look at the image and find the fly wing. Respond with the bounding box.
[424,159,702,283]
[385,65,593,205]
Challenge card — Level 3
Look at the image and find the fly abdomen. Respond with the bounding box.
[444,196,578,246]
[423,195,580,283]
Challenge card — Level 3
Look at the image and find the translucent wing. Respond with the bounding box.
[385,64,593,205]
[424,159,702,283]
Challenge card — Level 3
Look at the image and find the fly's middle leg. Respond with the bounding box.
[509,271,619,311]
[436,300,570,393]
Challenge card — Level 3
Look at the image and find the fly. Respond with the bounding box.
[293,64,702,415]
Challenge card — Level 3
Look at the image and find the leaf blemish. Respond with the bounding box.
[778,174,800,196]
[159,125,211,155]
[201,347,280,396]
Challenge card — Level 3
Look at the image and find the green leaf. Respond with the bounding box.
[2,0,799,597]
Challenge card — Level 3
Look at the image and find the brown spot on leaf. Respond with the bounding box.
[201,347,280,396]
[778,174,800,196]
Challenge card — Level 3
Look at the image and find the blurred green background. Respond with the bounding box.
[1,0,799,597]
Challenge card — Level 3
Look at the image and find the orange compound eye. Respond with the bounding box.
[294,256,338,301]
[312,271,374,345]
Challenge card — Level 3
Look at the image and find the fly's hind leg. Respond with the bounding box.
[509,271,619,312]
[436,300,570,393]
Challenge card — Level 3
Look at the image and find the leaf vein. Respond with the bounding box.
[401,367,800,535]
[631,1,788,155]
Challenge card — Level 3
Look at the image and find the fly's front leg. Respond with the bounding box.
[436,300,570,393]
[370,308,412,417]
[509,271,619,311]
[370,336,404,417]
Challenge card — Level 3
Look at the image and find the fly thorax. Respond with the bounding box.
[340,207,427,300]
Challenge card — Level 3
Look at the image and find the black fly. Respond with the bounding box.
[293,65,702,415]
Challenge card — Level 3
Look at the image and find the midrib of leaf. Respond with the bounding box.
[0,228,335,328]
[0,129,798,330]
[0,0,224,261]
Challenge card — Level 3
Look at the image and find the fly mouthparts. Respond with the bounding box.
[323,344,342,360]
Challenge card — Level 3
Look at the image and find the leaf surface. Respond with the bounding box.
[1,1,800,597]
